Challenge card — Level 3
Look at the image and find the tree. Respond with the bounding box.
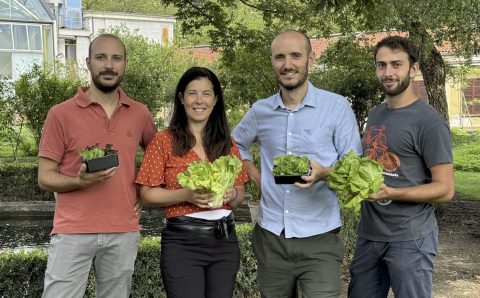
[311,36,383,132]
[163,0,480,122]
[102,27,198,116]
[83,0,177,15]
[14,64,82,149]
[0,78,22,160]
[336,0,480,122]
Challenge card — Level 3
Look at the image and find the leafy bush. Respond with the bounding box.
[451,128,480,172]
[311,36,383,133]
[453,145,480,172]
[0,249,47,297]
[340,204,360,258]
[0,160,52,201]
[14,63,82,148]
[0,227,260,297]
[234,224,259,297]
[0,222,360,297]
[451,127,479,147]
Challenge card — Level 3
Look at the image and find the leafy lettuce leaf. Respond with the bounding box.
[177,156,243,208]
[326,150,384,212]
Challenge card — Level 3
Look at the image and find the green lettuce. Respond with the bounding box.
[177,156,243,208]
[326,150,384,212]
[272,155,310,176]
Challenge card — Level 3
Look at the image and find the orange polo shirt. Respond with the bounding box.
[38,87,157,234]
[135,130,248,218]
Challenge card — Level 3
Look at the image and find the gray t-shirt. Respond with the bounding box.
[358,100,452,241]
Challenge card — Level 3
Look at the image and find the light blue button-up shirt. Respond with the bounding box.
[232,82,362,238]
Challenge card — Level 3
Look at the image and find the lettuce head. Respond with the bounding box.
[326,150,384,212]
[177,156,243,208]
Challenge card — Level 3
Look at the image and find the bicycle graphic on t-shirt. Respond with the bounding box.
[363,125,400,173]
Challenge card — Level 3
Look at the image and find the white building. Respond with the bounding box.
[0,0,176,80]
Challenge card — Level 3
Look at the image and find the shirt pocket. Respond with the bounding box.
[301,127,335,155]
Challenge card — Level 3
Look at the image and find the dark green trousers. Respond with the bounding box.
[252,224,344,298]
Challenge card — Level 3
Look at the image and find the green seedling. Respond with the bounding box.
[80,143,116,160]
[272,154,310,176]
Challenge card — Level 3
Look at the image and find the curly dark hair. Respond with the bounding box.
[374,36,419,67]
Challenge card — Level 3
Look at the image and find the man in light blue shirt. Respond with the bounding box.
[232,29,362,297]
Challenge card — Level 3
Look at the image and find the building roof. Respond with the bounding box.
[190,31,469,64]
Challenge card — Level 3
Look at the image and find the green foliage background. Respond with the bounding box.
[13,64,81,147]
[451,128,480,172]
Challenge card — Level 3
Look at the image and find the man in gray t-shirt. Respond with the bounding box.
[348,36,454,298]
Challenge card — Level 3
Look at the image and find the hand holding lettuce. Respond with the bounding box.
[177,156,243,208]
[326,150,384,212]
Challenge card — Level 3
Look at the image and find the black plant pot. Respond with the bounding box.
[273,168,311,184]
[84,153,119,172]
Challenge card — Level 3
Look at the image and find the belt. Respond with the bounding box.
[165,215,236,239]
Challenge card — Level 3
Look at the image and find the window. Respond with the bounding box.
[65,39,77,63]
[28,25,42,50]
[0,24,13,49]
[0,22,50,79]
[464,78,480,115]
[13,25,28,50]
[0,52,12,77]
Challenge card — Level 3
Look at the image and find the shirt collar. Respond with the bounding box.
[271,81,317,111]
[74,86,132,108]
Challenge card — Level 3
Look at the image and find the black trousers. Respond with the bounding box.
[160,224,240,298]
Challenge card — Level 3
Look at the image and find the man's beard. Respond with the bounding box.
[277,67,308,91]
[380,75,411,96]
[91,71,123,93]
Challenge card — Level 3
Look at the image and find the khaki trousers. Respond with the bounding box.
[42,232,140,298]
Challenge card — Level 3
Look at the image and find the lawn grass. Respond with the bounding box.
[454,170,480,202]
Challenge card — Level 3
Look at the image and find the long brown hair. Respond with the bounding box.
[168,67,231,161]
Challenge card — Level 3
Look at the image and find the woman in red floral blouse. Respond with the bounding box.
[136,67,248,298]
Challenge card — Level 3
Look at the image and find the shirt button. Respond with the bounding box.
[286,190,290,193]
[289,113,293,116]
[287,151,292,155]
[288,132,292,136]
[285,210,289,214]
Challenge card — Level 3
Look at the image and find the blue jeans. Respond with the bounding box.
[348,228,438,298]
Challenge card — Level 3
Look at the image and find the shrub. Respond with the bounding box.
[0,160,52,201]
[0,223,360,297]
[453,145,480,172]
[451,127,479,147]
[13,63,82,148]
[0,226,259,297]
[0,249,47,297]
[234,224,259,297]
[340,206,360,259]
[451,128,480,172]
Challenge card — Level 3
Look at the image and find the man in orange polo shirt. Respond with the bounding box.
[38,34,157,297]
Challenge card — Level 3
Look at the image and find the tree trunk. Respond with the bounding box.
[418,47,449,122]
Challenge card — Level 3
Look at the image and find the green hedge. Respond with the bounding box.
[451,128,480,172]
[0,160,53,201]
[453,145,480,172]
[0,220,361,297]
[0,154,148,202]
[0,225,259,297]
